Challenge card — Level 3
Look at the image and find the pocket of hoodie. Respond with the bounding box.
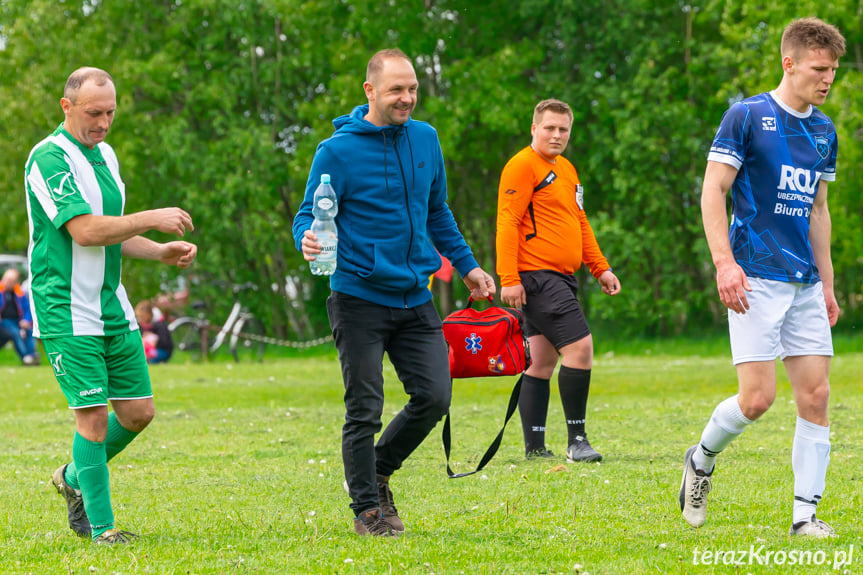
[357,243,412,285]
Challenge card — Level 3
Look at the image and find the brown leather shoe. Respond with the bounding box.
[353,507,397,537]
[376,474,405,533]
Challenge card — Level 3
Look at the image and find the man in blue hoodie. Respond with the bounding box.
[293,48,496,537]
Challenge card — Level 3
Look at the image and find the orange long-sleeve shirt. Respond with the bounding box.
[496,146,609,287]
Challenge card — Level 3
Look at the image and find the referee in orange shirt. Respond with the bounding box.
[496,98,620,462]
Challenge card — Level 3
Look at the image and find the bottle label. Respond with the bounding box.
[317,198,334,210]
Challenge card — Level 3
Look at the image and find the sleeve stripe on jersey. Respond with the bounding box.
[707,151,742,170]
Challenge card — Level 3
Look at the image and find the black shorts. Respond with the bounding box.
[521,270,591,349]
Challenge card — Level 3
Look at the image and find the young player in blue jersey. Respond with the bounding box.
[680,18,846,537]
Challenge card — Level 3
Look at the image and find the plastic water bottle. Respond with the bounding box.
[310,174,338,276]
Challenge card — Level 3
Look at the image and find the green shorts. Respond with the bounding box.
[41,331,153,409]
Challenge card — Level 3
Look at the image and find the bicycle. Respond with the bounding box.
[168,282,267,362]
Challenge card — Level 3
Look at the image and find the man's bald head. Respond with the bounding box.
[64,67,114,104]
[366,49,412,86]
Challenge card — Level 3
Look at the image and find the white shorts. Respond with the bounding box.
[728,278,833,365]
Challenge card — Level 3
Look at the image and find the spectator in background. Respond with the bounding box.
[134,300,173,364]
[0,267,40,365]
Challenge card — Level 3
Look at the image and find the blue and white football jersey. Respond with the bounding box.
[707,91,837,284]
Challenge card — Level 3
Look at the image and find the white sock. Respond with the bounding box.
[792,416,831,525]
[692,395,752,473]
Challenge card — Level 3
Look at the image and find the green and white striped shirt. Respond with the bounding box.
[25,124,138,338]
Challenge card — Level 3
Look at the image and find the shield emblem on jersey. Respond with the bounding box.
[815,136,830,160]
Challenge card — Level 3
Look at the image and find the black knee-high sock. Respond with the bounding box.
[518,374,550,453]
[559,366,591,444]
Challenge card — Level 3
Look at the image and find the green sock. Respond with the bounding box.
[65,412,139,491]
[72,431,114,539]
[104,411,140,460]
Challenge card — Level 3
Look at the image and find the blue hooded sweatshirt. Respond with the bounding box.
[292,104,479,308]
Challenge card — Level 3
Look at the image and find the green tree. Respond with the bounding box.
[1,0,860,340]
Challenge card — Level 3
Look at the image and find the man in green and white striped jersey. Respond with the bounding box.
[25,67,197,545]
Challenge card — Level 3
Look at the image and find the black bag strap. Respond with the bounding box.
[442,373,523,478]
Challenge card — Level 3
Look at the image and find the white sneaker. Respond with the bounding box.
[679,445,712,528]
[789,515,836,538]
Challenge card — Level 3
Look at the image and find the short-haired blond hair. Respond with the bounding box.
[366,49,412,84]
[533,99,573,125]
[64,67,114,103]
[781,17,846,60]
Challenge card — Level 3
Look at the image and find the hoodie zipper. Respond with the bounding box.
[392,128,418,307]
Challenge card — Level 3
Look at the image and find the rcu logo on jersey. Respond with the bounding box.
[777,165,820,196]
[761,116,777,131]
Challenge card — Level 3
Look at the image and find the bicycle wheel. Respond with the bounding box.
[169,317,204,361]
[230,316,266,362]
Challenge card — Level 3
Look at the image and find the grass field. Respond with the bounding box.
[1,339,861,574]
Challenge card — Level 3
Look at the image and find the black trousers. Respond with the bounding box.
[326,292,451,515]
